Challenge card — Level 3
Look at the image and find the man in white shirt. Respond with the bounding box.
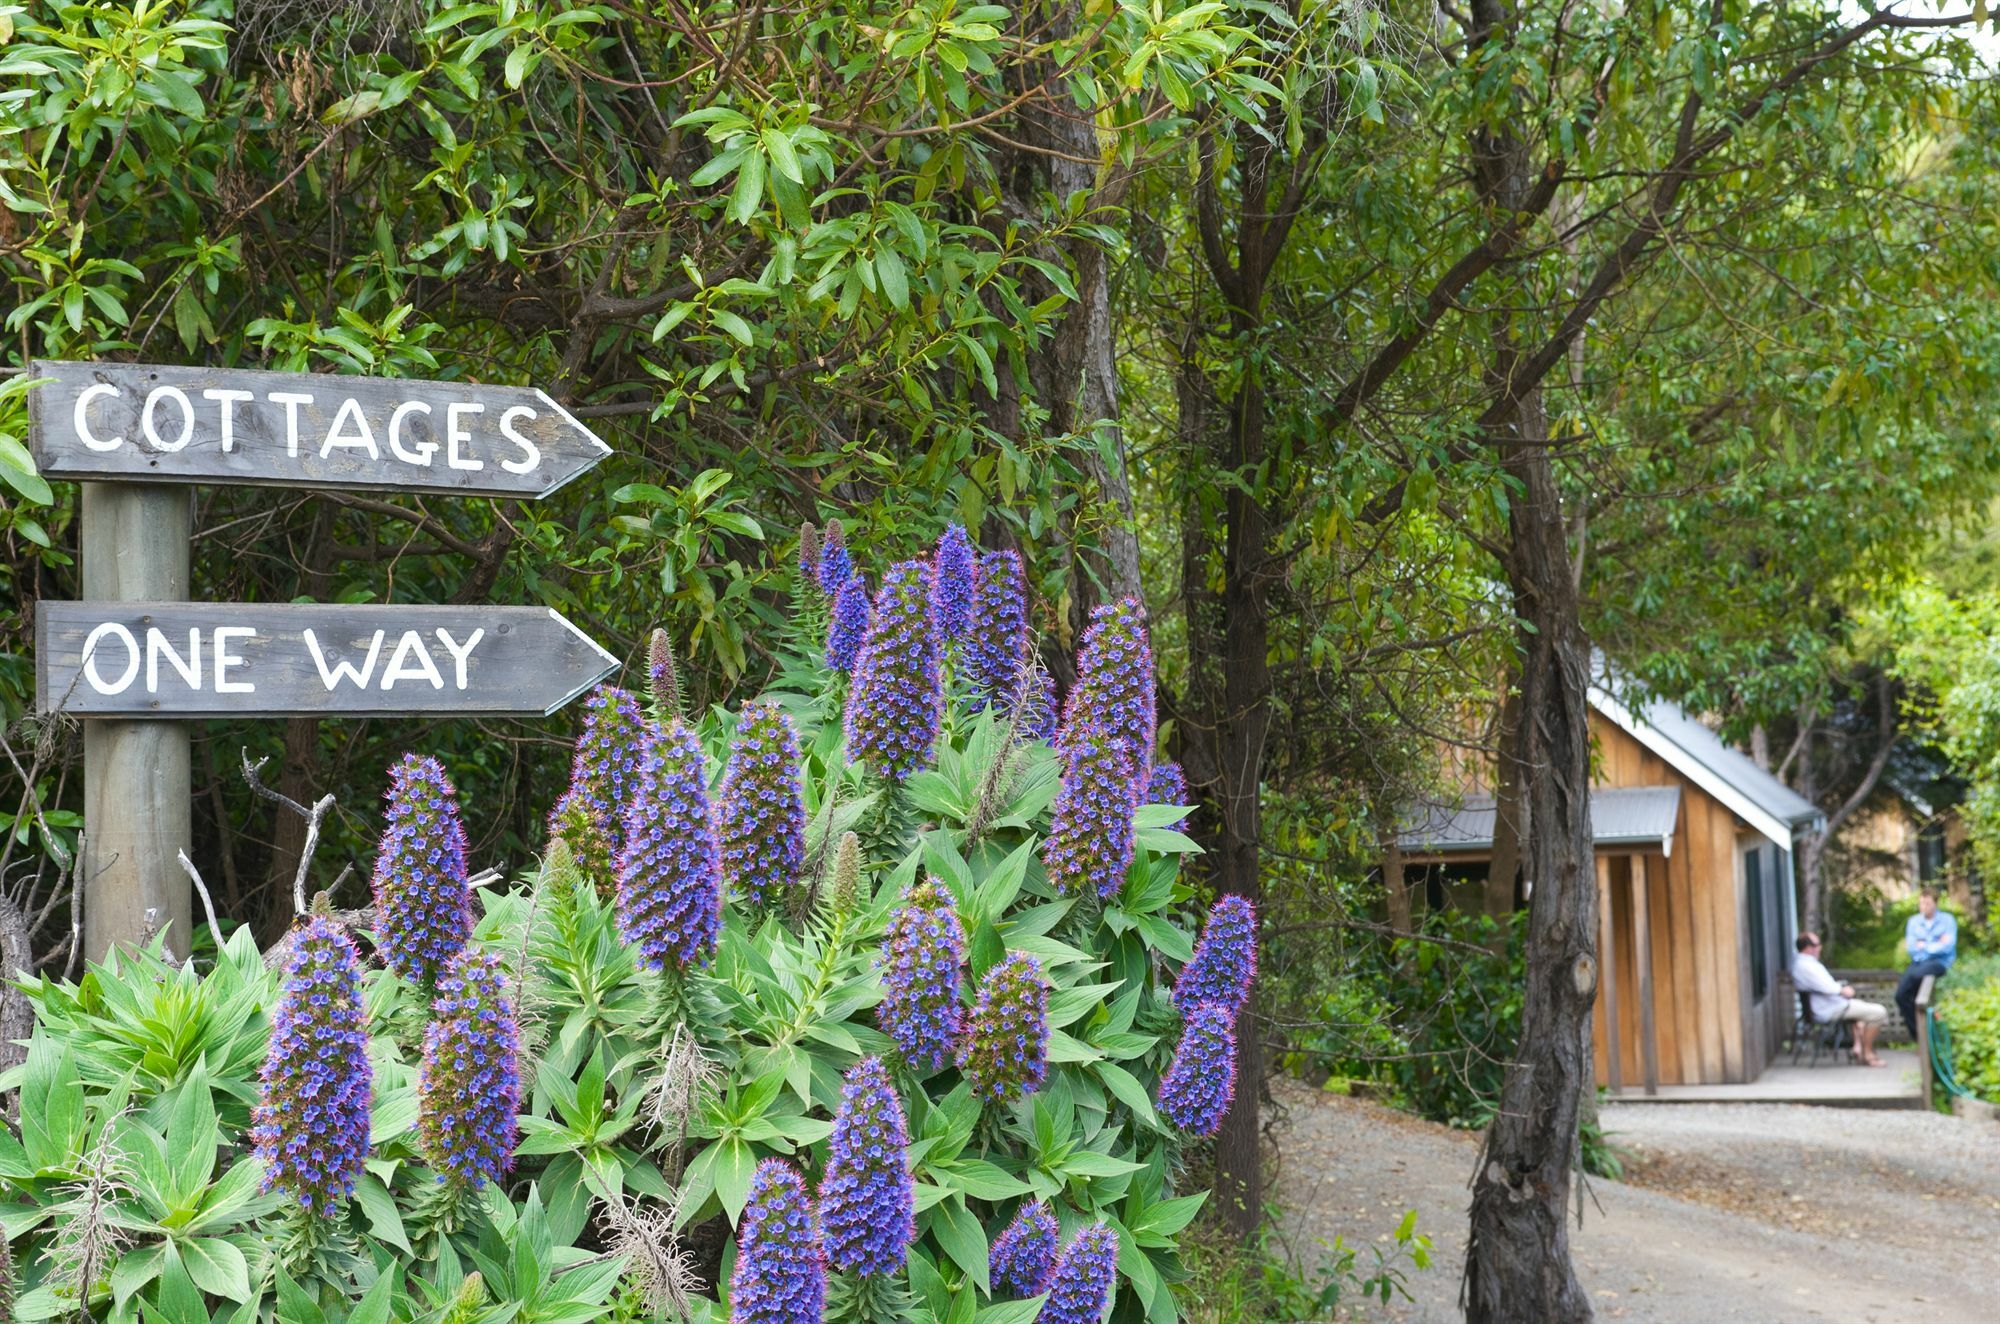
[1790,932,1887,1066]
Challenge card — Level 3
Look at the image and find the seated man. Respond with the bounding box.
[1897,887,1958,1040]
[1790,932,1887,1066]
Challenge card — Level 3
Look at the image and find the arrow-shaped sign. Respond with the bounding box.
[37,602,618,718]
[27,360,611,499]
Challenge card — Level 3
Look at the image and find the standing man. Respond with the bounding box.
[1897,886,1958,1039]
[1791,932,1888,1066]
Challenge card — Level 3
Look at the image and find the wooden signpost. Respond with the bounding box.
[28,361,618,962]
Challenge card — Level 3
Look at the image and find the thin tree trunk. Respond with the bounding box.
[1485,682,1527,921]
[262,500,335,939]
[1801,677,1897,938]
[1463,435,1597,1324]
[1384,817,1412,936]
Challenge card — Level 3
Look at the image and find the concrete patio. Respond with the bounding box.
[1599,1046,1925,1109]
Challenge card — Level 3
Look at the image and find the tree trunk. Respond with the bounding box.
[1484,681,1527,922]
[261,499,335,939]
[1384,817,1412,936]
[1463,436,1597,1324]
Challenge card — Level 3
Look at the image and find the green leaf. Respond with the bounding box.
[347,1269,398,1324]
[729,150,767,225]
[182,1236,251,1303]
[931,1197,990,1293]
[1094,1062,1160,1129]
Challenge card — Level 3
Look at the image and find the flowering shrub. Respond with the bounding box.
[0,528,1243,1324]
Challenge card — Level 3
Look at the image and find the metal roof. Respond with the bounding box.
[1588,684,1823,846]
[1400,785,1683,857]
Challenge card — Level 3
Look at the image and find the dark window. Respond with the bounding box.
[1746,847,1769,1000]
[1918,821,1946,882]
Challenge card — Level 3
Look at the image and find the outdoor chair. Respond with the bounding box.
[1789,989,1848,1066]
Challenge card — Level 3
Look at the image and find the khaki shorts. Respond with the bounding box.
[1841,1000,1888,1025]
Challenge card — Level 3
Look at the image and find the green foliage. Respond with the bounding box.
[1937,968,2000,1105]
[1178,1211,1430,1322]
[0,619,1225,1321]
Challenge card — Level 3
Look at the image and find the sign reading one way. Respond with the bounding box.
[37,602,618,718]
[28,360,612,499]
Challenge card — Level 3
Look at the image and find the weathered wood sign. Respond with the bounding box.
[38,602,618,718]
[28,360,612,499]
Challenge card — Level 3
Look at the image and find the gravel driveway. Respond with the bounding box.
[1270,1077,2000,1322]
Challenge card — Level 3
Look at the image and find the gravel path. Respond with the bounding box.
[1270,1078,2000,1322]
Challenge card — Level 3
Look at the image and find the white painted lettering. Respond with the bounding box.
[446,402,485,471]
[74,383,124,452]
[432,628,485,689]
[320,397,381,461]
[304,628,385,689]
[213,627,256,693]
[380,631,444,689]
[202,389,254,453]
[498,406,541,476]
[81,622,141,695]
[267,392,315,458]
[141,386,196,452]
[388,401,436,466]
[146,627,201,692]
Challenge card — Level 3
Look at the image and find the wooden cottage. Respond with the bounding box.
[1399,685,1824,1093]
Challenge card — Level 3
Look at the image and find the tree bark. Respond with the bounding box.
[1463,435,1597,1324]
[261,500,336,939]
[1384,816,1412,936]
[1800,677,1897,938]
[1484,681,1527,921]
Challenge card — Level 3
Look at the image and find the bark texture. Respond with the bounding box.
[1462,438,1596,1324]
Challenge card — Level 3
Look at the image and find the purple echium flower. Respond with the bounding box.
[1040,724,1143,900]
[818,519,854,595]
[1038,1224,1119,1324]
[990,1201,1061,1298]
[877,882,966,1073]
[1056,599,1156,776]
[252,917,372,1217]
[548,686,647,884]
[371,753,473,988]
[820,1057,915,1276]
[1157,1002,1237,1137]
[931,522,977,641]
[826,575,871,673]
[844,559,944,782]
[420,949,521,1188]
[617,720,724,972]
[1173,893,1259,1016]
[716,702,807,908]
[1020,668,1059,743]
[959,952,1048,1105]
[966,548,1028,713]
[1147,761,1186,806]
[730,1159,827,1324]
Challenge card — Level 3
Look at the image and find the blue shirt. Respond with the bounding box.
[1906,910,1958,971]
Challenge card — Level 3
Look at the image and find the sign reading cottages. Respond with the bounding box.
[28,360,612,499]
[36,602,619,718]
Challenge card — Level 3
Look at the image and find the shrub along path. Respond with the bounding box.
[1271,1077,2000,1321]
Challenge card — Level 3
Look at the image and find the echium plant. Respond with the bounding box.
[372,753,473,989]
[419,949,522,1188]
[931,522,976,641]
[1040,723,1142,900]
[1173,894,1258,1015]
[966,547,1028,712]
[251,916,372,1217]
[819,1057,914,1277]
[959,952,1048,1104]
[876,881,966,1073]
[1156,1002,1237,1137]
[1039,1224,1120,1324]
[989,1201,1059,1297]
[844,559,944,781]
[1147,761,1186,806]
[548,686,647,884]
[1057,599,1156,773]
[715,702,807,908]
[826,576,871,673]
[818,518,854,594]
[729,1159,827,1324]
[617,720,724,971]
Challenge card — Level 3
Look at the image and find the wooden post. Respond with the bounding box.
[1632,853,1659,1096]
[1597,853,1620,1093]
[80,483,192,963]
[1917,973,1936,1113]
